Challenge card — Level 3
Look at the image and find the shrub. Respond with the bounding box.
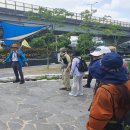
[81,54,90,61]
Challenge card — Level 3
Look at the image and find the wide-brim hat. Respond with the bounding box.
[108,46,116,52]
[11,44,18,48]
[89,53,128,84]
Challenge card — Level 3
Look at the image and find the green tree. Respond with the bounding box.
[26,7,75,68]
[77,33,93,55]
[30,36,45,48]
[30,31,55,69]
[30,32,71,69]
[31,32,71,49]
[50,34,71,51]
[75,10,95,54]
[26,7,74,29]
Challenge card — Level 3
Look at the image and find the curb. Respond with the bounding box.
[0,73,88,83]
[0,74,62,83]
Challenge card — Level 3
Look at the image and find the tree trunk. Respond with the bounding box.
[46,46,49,70]
[113,35,118,47]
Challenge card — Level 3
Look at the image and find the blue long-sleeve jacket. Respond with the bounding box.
[4,49,27,67]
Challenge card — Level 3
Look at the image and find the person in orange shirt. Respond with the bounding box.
[86,53,130,130]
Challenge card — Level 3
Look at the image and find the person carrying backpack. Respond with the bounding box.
[87,53,130,130]
[69,51,87,97]
[59,47,71,91]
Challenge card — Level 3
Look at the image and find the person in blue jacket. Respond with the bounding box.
[3,44,28,84]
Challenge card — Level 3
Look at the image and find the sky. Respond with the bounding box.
[12,0,130,22]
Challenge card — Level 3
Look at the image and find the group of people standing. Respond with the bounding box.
[2,43,130,130]
[59,47,85,96]
[59,46,130,130]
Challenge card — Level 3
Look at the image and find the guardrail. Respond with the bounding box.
[0,0,130,27]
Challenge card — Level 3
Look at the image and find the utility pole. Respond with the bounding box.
[87,2,98,18]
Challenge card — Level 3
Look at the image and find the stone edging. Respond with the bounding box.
[0,73,88,83]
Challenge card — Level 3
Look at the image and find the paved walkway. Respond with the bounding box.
[0,64,93,130]
[0,80,94,130]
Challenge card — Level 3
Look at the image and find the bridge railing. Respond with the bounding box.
[0,0,130,27]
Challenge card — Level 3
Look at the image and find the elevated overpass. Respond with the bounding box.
[0,0,130,44]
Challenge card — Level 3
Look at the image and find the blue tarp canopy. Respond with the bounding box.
[0,21,47,46]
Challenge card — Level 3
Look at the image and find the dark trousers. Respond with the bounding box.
[12,61,24,81]
[87,72,93,86]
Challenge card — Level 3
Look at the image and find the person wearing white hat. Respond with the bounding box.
[90,46,111,56]
[83,46,111,88]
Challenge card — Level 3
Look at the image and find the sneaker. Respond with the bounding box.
[20,80,25,84]
[83,84,91,88]
[78,93,83,96]
[66,88,71,91]
[59,87,67,90]
[69,92,77,97]
[13,80,20,83]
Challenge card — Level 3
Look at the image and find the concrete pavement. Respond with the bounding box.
[0,80,94,130]
[0,64,93,130]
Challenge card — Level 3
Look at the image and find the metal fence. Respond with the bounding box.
[0,0,130,27]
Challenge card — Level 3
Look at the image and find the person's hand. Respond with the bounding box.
[25,62,28,67]
[65,69,69,73]
[17,53,21,56]
[2,61,5,64]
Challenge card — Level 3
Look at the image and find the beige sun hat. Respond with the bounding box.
[108,46,117,53]
[59,47,67,53]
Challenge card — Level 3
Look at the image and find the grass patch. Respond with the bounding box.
[36,75,48,80]
[35,75,61,80]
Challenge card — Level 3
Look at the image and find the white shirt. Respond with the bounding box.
[12,51,18,61]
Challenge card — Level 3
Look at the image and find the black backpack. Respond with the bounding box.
[76,57,88,72]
